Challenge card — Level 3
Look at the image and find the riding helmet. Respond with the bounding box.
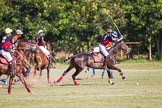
[111,31,118,38]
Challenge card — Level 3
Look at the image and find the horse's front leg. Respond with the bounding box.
[107,70,115,85]
[8,76,15,94]
[17,73,32,93]
[47,66,50,84]
[39,68,42,80]
[33,65,37,76]
[109,65,126,80]
[25,68,31,78]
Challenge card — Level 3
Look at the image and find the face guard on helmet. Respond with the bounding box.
[111,31,118,38]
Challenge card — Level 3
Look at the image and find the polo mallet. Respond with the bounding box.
[107,12,123,39]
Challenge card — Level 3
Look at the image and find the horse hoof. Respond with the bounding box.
[91,75,94,78]
[54,81,58,86]
[111,82,115,85]
[122,76,126,80]
[74,81,79,86]
[4,81,7,85]
[74,83,79,86]
[108,80,114,85]
[29,91,33,94]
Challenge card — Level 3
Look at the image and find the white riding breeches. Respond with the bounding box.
[98,43,109,57]
[93,46,111,53]
[0,49,13,62]
[39,46,50,56]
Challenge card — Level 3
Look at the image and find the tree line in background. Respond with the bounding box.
[0,0,162,60]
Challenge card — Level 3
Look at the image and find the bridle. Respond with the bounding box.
[108,40,129,57]
[13,42,39,67]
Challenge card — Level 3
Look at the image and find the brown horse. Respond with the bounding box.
[27,39,53,84]
[54,40,130,86]
[0,41,34,94]
[34,49,51,83]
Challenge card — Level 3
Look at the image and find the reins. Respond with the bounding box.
[14,50,32,67]
[13,42,36,67]
[108,40,122,52]
[108,40,124,57]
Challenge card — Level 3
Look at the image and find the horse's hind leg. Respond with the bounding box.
[107,70,114,85]
[55,64,74,84]
[72,68,83,86]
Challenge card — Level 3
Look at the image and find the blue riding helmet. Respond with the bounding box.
[111,31,118,38]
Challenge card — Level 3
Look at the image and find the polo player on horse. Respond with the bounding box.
[0,28,15,76]
[99,28,123,71]
[35,30,54,68]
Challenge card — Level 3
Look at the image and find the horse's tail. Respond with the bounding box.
[64,55,75,62]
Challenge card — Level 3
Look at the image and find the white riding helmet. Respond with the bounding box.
[16,29,23,35]
[5,28,12,34]
[38,30,43,34]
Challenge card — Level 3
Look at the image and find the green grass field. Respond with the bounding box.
[0,61,162,108]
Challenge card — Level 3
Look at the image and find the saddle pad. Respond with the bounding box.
[0,56,8,65]
[92,47,111,53]
[93,47,100,53]
[92,53,104,63]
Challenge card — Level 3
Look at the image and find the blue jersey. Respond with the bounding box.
[35,36,44,46]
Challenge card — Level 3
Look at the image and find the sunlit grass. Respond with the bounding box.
[0,62,162,108]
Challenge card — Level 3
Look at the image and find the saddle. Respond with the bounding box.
[0,54,17,65]
[92,52,104,63]
[90,46,112,63]
[0,55,8,65]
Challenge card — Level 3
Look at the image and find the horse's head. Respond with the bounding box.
[119,40,130,55]
[15,41,28,53]
[27,39,37,44]
[16,41,39,53]
[45,42,51,51]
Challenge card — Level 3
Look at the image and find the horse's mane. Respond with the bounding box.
[109,40,123,51]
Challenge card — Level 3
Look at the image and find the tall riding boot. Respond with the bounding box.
[49,57,54,68]
[103,55,110,71]
[47,55,54,68]
[8,62,14,77]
